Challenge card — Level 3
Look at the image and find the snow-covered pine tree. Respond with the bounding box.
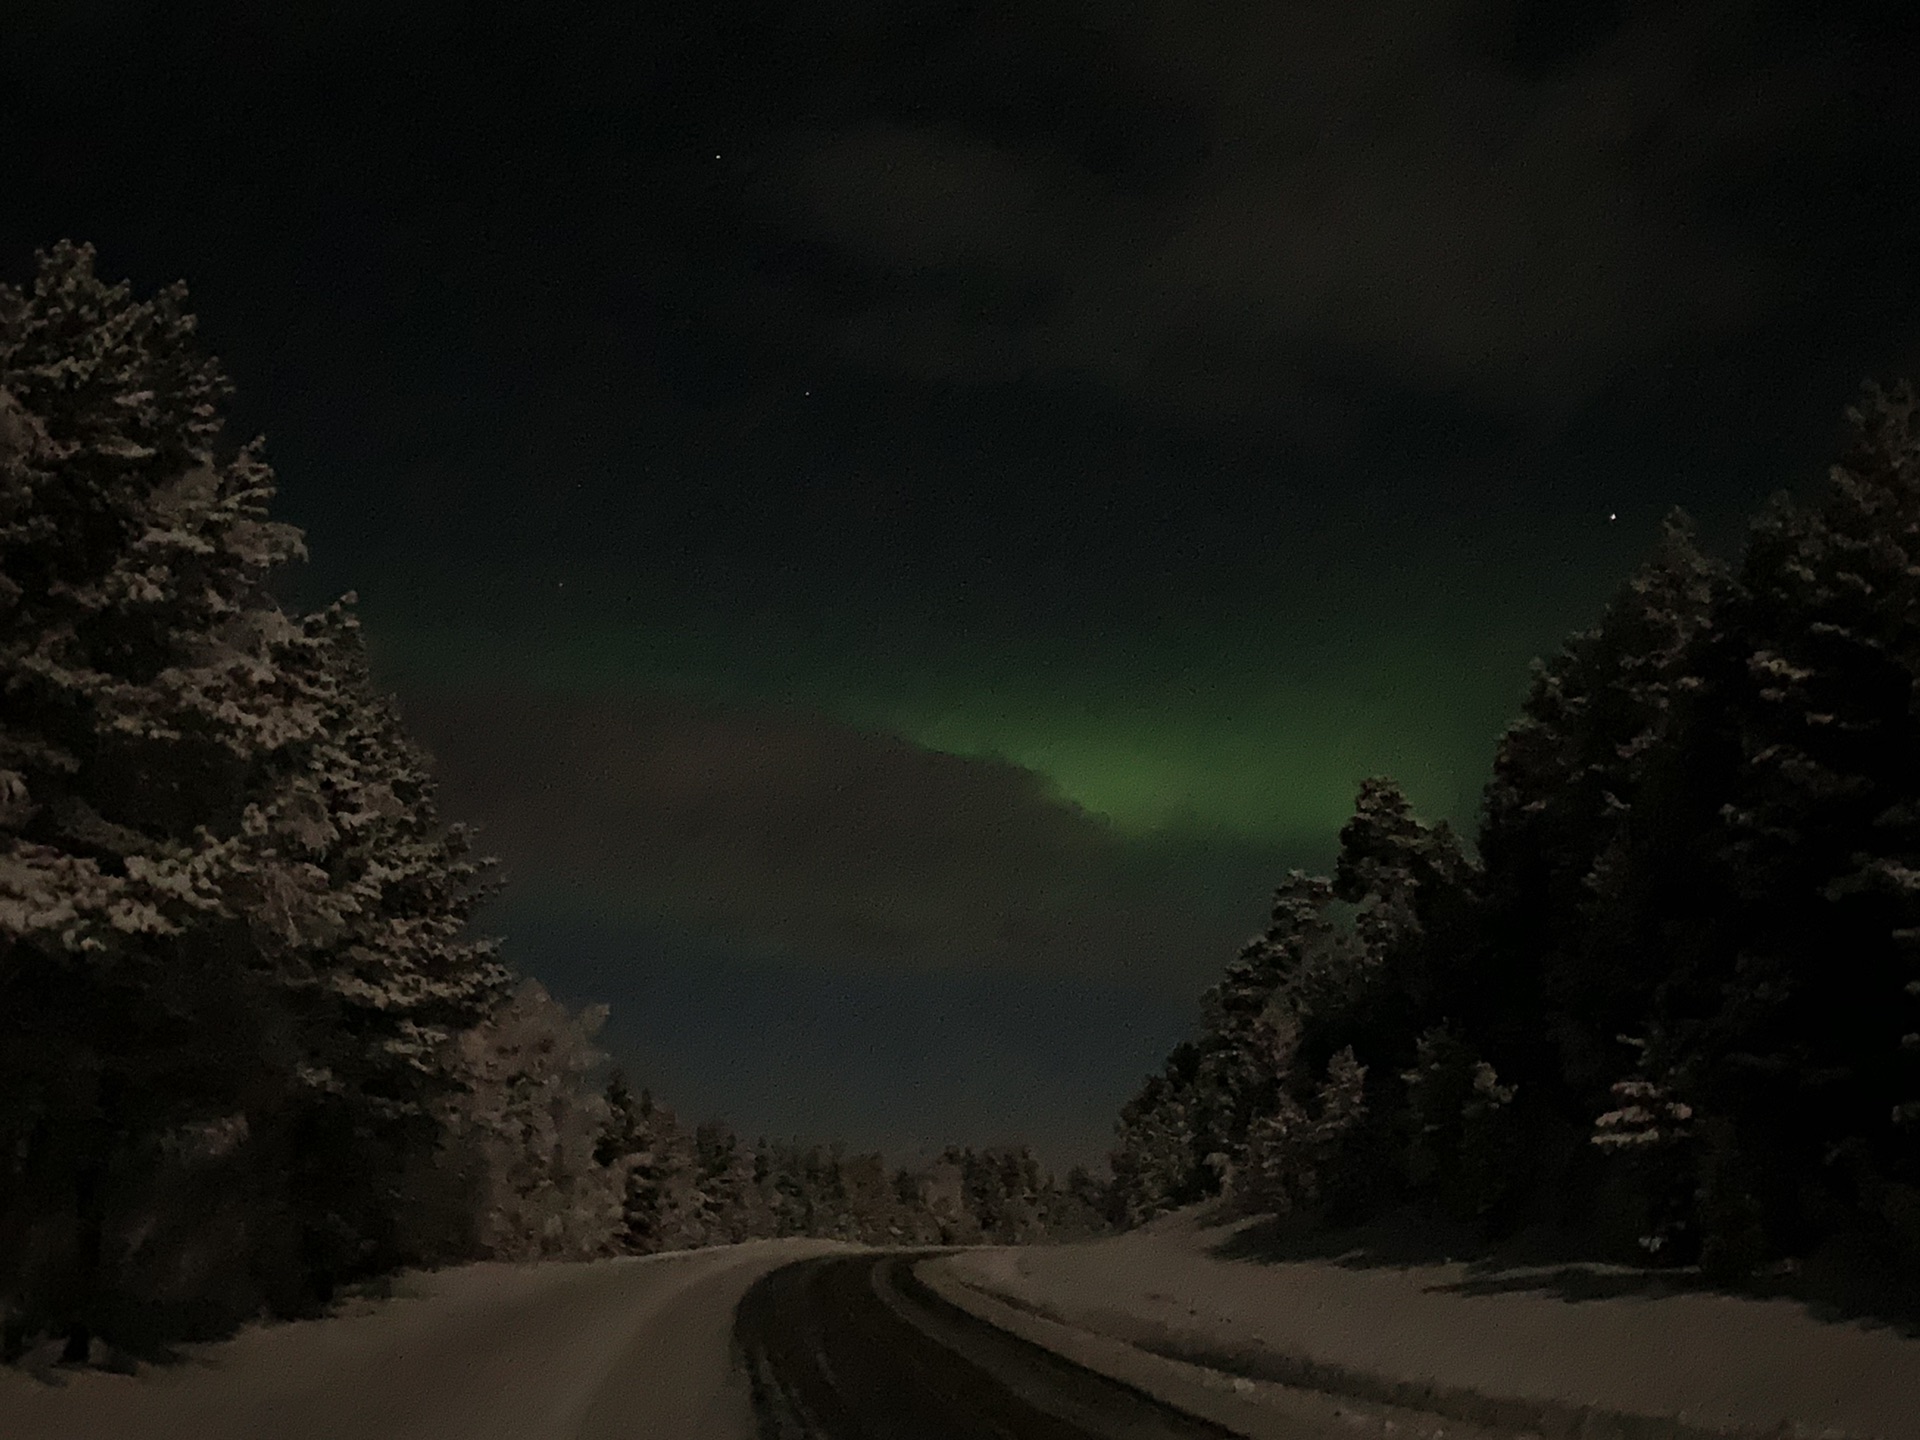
[1475,515,1727,1237]
[1051,1164,1112,1238]
[248,597,512,1289]
[830,1149,904,1243]
[596,1075,706,1253]
[1699,381,1920,1266]
[1187,869,1361,1194]
[689,1118,754,1244]
[890,1163,944,1244]
[1399,1021,1519,1223]
[445,979,619,1261]
[993,1147,1045,1243]
[758,1138,815,1239]
[1331,777,1479,1029]
[0,244,513,1350]
[1239,1039,1367,1218]
[0,244,336,1350]
[1190,936,1288,1186]
[916,1149,981,1244]
[1107,1041,1207,1225]
[808,1143,857,1241]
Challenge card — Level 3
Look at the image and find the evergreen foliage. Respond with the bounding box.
[582,1091,1103,1255]
[1115,383,1920,1284]
[0,245,1107,1365]
[0,245,509,1355]
[443,979,617,1262]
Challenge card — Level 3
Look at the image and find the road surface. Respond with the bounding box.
[735,1252,1238,1439]
[0,1245,1244,1440]
[0,1240,848,1440]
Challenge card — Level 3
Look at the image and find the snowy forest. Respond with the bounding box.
[1110,386,1920,1287]
[0,246,1107,1366]
[9,241,1920,1372]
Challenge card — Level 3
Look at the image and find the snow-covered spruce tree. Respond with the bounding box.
[241,596,512,1292]
[889,1161,946,1244]
[804,1144,859,1242]
[1110,869,1359,1226]
[1588,1032,1700,1259]
[0,243,326,1351]
[1478,513,1729,1217]
[992,1147,1048,1243]
[1108,1041,1208,1225]
[689,1118,757,1244]
[1239,1038,1368,1218]
[0,245,508,1353]
[1466,386,1920,1273]
[445,979,617,1261]
[596,1074,674,1253]
[1199,869,1371,1204]
[1399,1021,1519,1225]
[1428,518,1727,1252]
[840,1148,927,1243]
[1159,781,1497,1229]
[1330,778,1480,1052]
[954,1146,1045,1244]
[1686,382,1920,1271]
[1189,927,1295,1188]
[1051,1164,1113,1239]
[754,1136,812,1239]
[1316,779,1508,1222]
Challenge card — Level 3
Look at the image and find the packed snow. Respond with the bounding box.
[929,1207,1920,1440]
[0,1239,852,1440]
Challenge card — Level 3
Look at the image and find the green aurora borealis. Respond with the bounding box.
[369,514,1644,853]
[22,0,1910,1163]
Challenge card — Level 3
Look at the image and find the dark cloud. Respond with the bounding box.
[399,687,1279,988]
[740,0,1903,435]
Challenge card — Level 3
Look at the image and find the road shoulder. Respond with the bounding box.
[920,1211,1920,1440]
[0,1239,855,1440]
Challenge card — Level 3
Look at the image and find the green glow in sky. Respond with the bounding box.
[371,575,1569,848]
[352,508,1649,854]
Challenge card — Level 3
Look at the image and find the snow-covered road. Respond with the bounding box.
[0,1239,854,1440]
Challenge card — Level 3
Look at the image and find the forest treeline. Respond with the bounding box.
[457,980,1107,1265]
[0,245,1103,1365]
[1111,385,1920,1284]
[11,239,1917,1365]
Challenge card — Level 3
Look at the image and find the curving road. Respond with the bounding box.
[0,1240,852,1440]
[0,1245,1243,1440]
[735,1253,1238,1439]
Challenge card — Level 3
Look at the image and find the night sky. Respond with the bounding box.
[8,0,1919,1166]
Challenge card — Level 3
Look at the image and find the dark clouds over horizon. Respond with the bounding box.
[396,685,1296,1165]
[6,0,1918,1166]
[396,686,1289,983]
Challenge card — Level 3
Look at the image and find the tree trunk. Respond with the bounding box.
[60,1161,103,1365]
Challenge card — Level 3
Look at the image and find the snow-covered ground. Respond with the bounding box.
[11,1218,1916,1440]
[0,1238,852,1440]
[928,1208,1920,1440]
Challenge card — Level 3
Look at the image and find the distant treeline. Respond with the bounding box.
[455,980,1108,1263]
[0,245,1103,1367]
[1111,387,1920,1283]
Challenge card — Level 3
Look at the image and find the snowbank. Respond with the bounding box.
[927,1209,1920,1440]
[0,1238,854,1440]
